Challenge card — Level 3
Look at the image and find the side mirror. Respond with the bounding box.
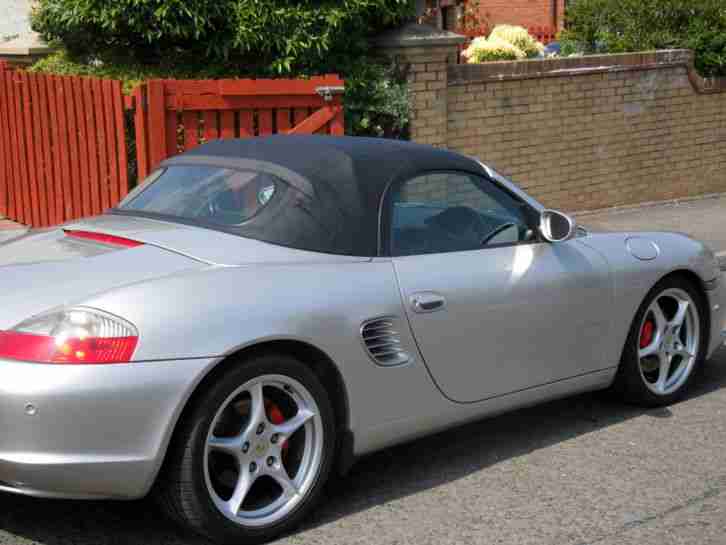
[539,209,576,243]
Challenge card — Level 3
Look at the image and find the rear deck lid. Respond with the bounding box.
[0,226,205,330]
[57,215,369,266]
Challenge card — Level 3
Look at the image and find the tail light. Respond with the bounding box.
[0,308,138,364]
[63,230,143,248]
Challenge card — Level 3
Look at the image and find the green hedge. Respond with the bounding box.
[561,0,726,77]
[32,49,410,139]
[31,49,238,93]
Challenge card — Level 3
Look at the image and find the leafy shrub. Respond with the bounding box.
[30,49,252,93]
[30,49,233,93]
[685,17,726,77]
[561,0,726,77]
[345,60,409,139]
[489,25,545,58]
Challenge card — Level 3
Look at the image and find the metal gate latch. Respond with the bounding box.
[315,86,345,102]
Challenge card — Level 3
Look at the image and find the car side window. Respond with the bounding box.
[390,172,536,256]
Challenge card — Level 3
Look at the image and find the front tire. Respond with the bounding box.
[613,276,708,407]
[156,353,336,544]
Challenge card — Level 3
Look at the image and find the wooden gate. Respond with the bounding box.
[131,75,345,179]
[0,62,129,227]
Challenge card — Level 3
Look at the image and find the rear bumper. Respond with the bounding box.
[0,357,215,499]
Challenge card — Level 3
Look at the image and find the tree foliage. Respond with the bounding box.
[561,0,726,77]
[31,1,414,137]
[31,0,413,76]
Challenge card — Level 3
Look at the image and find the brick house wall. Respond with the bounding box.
[478,0,566,30]
[431,0,564,34]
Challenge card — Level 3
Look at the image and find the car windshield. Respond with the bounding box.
[119,166,279,226]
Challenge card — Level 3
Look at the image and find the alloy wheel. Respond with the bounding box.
[203,374,324,528]
[637,288,700,396]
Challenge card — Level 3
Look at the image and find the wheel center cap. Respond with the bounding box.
[254,442,267,457]
[662,336,683,355]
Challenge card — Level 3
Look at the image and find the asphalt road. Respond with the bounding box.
[1,346,725,545]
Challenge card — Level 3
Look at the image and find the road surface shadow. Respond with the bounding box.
[1,350,726,545]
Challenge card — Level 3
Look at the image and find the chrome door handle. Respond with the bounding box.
[410,292,446,314]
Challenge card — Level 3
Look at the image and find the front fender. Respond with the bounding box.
[579,231,725,367]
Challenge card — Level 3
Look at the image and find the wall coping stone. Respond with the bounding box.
[0,32,54,66]
[0,32,53,56]
[374,22,466,49]
[449,49,726,94]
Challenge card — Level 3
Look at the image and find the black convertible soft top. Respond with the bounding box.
[154,135,487,257]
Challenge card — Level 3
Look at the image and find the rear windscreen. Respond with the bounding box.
[116,164,357,255]
[119,166,280,227]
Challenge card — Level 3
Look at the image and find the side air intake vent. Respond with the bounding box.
[360,317,410,367]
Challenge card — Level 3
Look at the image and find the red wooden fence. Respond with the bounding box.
[1,67,345,227]
[130,75,345,180]
[0,62,129,227]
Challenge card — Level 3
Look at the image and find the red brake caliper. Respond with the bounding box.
[265,401,290,455]
[640,319,655,349]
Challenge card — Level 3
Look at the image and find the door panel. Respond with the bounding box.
[393,240,613,403]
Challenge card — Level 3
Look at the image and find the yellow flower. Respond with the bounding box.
[489,24,545,58]
[466,35,526,63]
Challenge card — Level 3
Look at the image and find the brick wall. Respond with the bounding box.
[478,0,565,30]
[402,172,497,210]
[378,36,726,213]
[445,50,726,211]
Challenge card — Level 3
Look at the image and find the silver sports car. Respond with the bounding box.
[0,136,724,543]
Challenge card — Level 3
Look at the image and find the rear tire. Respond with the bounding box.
[156,353,336,544]
[613,276,708,407]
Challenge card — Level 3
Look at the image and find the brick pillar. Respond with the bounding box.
[375,23,465,148]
